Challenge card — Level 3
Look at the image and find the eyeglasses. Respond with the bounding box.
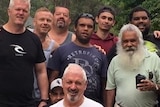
[79,13,94,21]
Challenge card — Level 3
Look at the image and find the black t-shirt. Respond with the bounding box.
[0,27,45,106]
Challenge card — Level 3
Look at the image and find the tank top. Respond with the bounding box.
[60,31,73,46]
[44,39,55,64]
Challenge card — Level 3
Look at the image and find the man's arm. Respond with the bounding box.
[48,69,59,83]
[35,62,49,107]
[106,89,115,107]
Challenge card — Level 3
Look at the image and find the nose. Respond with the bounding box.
[59,13,65,18]
[126,41,133,47]
[105,18,109,23]
[70,83,76,90]
[83,25,89,31]
[139,18,144,22]
[43,19,48,24]
[57,94,62,100]
[19,10,24,14]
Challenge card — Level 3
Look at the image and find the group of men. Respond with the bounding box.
[1,0,160,107]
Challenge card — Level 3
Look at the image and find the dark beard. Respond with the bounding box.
[77,37,90,44]
[142,27,150,39]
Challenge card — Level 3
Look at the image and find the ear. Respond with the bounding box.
[95,16,99,24]
[84,81,88,90]
[7,8,11,17]
[33,18,36,27]
[74,26,77,32]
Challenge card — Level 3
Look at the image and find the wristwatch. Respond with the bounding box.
[40,98,49,103]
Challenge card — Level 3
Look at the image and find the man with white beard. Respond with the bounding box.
[50,63,103,107]
[105,24,160,107]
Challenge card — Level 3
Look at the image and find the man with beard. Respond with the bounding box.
[50,63,103,107]
[47,13,108,105]
[108,6,160,64]
[129,6,160,56]
[105,24,160,107]
[48,6,76,46]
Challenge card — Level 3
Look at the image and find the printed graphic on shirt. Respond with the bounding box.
[10,44,26,56]
[67,50,101,93]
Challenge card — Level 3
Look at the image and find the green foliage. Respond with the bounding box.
[142,0,160,31]
[0,0,160,33]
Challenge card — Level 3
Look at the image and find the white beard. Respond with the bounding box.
[67,93,79,103]
[117,45,145,71]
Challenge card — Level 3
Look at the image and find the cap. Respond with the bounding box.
[50,78,62,90]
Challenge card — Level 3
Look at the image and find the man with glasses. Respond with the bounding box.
[47,13,108,105]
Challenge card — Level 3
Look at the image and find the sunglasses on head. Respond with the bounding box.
[79,13,94,21]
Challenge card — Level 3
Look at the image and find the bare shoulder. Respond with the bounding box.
[71,33,76,41]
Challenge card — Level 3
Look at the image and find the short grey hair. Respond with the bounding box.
[62,63,87,81]
[9,0,31,10]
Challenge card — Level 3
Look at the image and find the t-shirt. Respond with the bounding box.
[0,27,46,106]
[106,51,160,107]
[47,42,108,103]
[50,96,104,107]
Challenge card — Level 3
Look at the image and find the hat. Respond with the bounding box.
[50,78,62,90]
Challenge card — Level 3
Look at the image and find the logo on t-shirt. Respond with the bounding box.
[10,44,26,56]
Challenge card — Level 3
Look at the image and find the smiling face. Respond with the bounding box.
[74,17,94,44]
[8,0,30,26]
[96,11,115,31]
[34,11,52,35]
[62,70,87,104]
[130,11,150,35]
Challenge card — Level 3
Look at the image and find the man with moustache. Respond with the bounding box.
[47,13,108,105]
[108,7,160,64]
[48,6,76,46]
[50,63,103,107]
[106,24,160,107]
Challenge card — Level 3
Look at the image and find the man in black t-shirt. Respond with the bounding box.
[0,0,49,107]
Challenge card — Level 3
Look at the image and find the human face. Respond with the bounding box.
[130,11,150,35]
[49,87,64,104]
[34,11,52,35]
[74,18,94,44]
[8,0,30,26]
[62,71,87,103]
[53,7,71,29]
[122,31,139,55]
[96,12,115,31]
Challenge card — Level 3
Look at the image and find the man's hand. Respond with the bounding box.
[154,30,160,38]
[38,101,47,107]
[93,44,106,55]
[137,79,156,91]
